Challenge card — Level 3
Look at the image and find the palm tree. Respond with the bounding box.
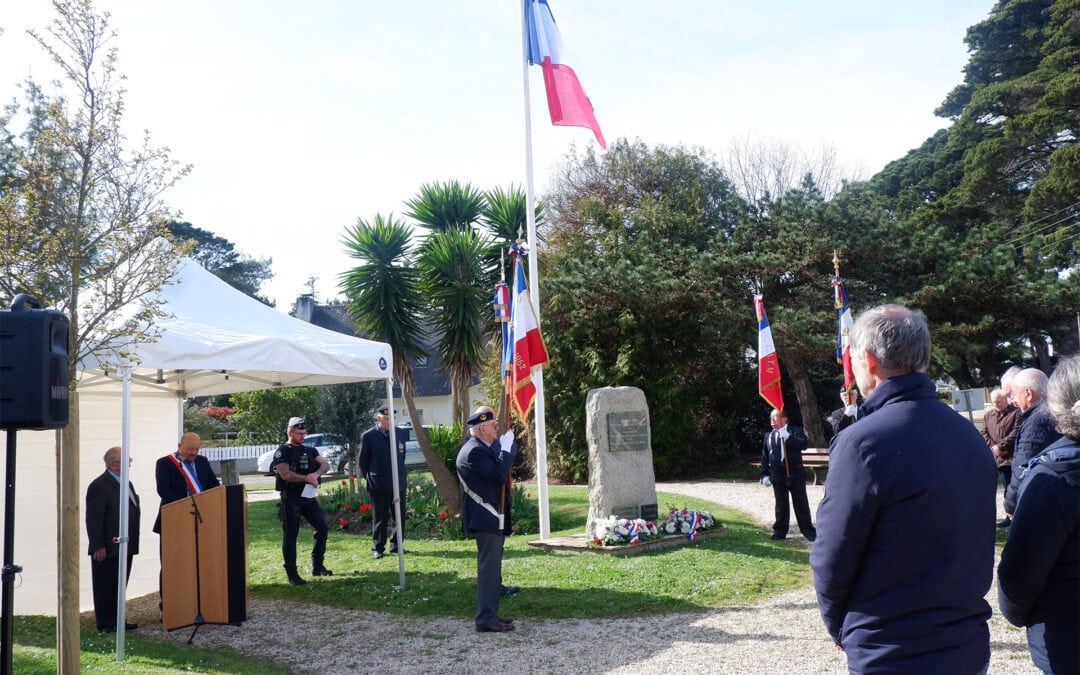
[417,226,492,428]
[405,180,492,428]
[340,213,460,512]
[404,180,486,232]
[482,184,545,284]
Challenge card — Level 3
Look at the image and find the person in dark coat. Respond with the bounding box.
[759,409,816,541]
[85,446,140,632]
[828,387,859,438]
[998,355,1080,675]
[273,416,332,585]
[457,406,518,633]
[358,405,408,558]
[1002,368,1063,523]
[810,305,996,674]
[153,432,219,535]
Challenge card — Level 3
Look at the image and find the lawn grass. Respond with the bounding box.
[11,616,290,674]
[14,485,809,670]
[247,485,811,619]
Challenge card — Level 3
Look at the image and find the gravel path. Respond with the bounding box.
[127,480,1037,674]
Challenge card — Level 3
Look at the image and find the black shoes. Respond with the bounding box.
[477,620,515,632]
[389,548,409,555]
[770,533,786,540]
[312,565,334,577]
[286,571,307,585]
[100,622,137,632]
[996,518,1011,528]
[500,585,520,597]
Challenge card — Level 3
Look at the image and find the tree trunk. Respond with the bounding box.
[785,356,828,448]
[449,369,469,429]
[403,394,461,513]
[59,391,79,674]
[1029,333,1053,374]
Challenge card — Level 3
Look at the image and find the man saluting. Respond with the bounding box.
[456,406,518,633]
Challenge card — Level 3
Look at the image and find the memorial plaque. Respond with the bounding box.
[607,411,649,452]
[612,504,640,520]
[640,503,658,522]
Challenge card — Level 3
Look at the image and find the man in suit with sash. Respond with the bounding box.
[153,432,220,535]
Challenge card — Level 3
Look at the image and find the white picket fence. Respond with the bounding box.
[199,444,276,462]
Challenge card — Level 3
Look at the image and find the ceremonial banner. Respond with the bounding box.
[754,294,784,412]
[510,253,549,420]
[524,0,606,147]
[832,277,855,394]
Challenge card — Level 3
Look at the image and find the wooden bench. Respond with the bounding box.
[802,448,830,486]
[749,448,831,485]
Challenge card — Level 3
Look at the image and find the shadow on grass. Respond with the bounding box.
[12,615,290,674]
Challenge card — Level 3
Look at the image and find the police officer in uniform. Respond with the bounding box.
[272,416,332,585]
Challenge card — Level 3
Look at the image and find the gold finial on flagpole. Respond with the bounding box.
[832,249,841,278]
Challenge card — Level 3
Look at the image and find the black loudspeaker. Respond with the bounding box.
[0,294,70,430]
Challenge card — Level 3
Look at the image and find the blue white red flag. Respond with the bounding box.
[628,519,641,545]
[524,0,606,148]
[510,251,549,421]
[687,511,702,541]
[754,294,784,413]
[832,277,855,395]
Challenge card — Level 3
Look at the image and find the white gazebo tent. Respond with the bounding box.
[1,258,406,652]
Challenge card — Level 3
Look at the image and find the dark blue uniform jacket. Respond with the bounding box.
[456,435,516,534]
[358,425,406,495]
[810,372,996,673]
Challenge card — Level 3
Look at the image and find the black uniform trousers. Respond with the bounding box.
[772,475,816,539]
[91,553,134,630]
[281,495,328,572]
[474,530,505,628]
[370,490,407,553]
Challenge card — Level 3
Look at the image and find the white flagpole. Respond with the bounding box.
[519,0,551,540]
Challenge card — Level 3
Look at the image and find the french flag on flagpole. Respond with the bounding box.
[832,277,855,395]
[511,250,549,421]
[754,294,784,413]
[524,0,606,148]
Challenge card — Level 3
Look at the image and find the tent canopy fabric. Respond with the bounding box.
[79,257,393,397]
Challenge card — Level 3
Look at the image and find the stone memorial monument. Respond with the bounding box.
[585,386,658,538]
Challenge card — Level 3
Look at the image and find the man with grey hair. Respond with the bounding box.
[1001,365,1023,406]
[811,305,996,673]
[982,387,1020,527]
[86,446,140,632]
[1002,368,1062,522]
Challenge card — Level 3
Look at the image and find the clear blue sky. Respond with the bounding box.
[1,0,995,309]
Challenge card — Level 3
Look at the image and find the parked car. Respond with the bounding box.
[257,433,346,474]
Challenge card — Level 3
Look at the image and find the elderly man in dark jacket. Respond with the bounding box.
[1002,368,1063,521]
[998,355,1080,675]
[811,305,996,674]
[358,405,408,559]
[457,406,518,633]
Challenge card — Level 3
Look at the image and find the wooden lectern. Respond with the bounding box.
[160,485,248,630]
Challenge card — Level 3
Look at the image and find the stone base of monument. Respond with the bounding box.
[526,527,729,556]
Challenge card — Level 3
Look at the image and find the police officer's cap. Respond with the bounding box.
[375,405,389,416]
[466,409,494,426]
[286,416,305,431]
